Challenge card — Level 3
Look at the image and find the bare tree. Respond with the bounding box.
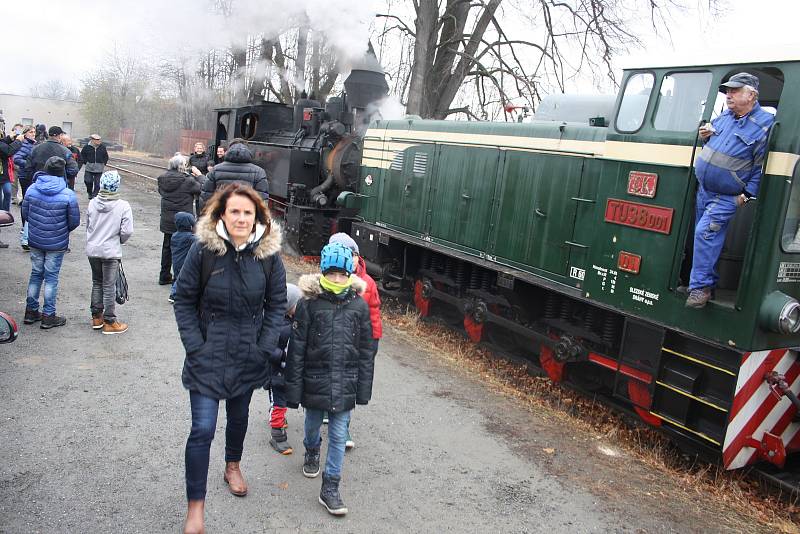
[379,0,700,120]
[29,79,80,101]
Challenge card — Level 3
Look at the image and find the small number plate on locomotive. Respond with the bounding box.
[496,272,515,289]
[627,171,658,198]
[778,262,800,283]
[604,199,673,235]
[617,251,642,274]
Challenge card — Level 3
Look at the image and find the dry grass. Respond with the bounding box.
[383,303,800,532]
[281,254,318,275]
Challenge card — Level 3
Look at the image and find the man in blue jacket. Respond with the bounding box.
[686,72,775,308]
[21,156,80,329]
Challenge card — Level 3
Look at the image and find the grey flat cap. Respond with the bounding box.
[720,72,759,92]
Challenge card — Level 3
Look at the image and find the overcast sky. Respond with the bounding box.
[1,0,797,97]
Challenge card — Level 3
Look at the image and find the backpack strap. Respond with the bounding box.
[199,247,215,296]
[199,246,273,306]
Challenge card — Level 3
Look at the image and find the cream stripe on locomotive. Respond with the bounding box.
[363,128,799,177]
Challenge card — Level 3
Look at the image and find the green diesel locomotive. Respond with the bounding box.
[346,58,800,480]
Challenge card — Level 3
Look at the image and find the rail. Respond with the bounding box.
[106,156,167,182]
[108,156,167,170]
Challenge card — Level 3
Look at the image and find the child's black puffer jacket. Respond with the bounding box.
[285,273,374,414]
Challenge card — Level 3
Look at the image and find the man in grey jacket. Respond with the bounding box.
[85,171,134,335]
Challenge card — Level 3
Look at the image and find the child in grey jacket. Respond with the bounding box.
[85,171,134,334]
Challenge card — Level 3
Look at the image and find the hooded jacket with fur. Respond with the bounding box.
[284,273,375,412]
[198,144,269,210]
[173,213,287,400]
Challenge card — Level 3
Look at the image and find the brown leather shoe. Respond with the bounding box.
[102,321,128,335]
[183,499,205,534]
[223,461,248,496]
[91,313,103,330]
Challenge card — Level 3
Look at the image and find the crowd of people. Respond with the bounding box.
[1,129,382,532]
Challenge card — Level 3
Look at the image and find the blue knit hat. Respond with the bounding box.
[328,232,359,254]
[100,170,120,193]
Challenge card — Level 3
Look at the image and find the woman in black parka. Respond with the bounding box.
[173,183,287,534]
[157,154,201,285]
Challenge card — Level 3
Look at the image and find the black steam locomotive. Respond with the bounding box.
[211,64,389,256]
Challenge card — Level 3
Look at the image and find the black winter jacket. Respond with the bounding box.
[285,274,374,413]
[158,170,201,233]
[188,152,210,175]
[173,213,288,400]
[199,144,268,209]
[29,139,78,178]
[0,137,22,184]
[79,143,109,169]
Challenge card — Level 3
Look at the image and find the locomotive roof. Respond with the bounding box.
[621,50,800,71]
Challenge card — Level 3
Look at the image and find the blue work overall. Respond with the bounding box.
[689,103,773,290]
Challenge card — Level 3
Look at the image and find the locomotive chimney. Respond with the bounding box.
[344,43,389,111]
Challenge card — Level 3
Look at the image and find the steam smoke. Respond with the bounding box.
[2,0,382,94]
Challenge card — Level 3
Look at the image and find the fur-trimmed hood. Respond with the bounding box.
[298,273,367,299]
[195,212,282,259]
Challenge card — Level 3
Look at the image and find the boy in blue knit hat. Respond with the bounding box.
[285,242,375,516]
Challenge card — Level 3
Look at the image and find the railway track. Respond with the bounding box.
[107,156,166,181]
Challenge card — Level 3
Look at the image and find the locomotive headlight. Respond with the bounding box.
[760,292,800,335]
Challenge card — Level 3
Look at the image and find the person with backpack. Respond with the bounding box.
[85,171,134,335]
[0,130,22,247]
[172,183,286,534]
[285,242,375,516]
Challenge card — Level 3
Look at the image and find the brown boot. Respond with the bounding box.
[183,499,205,534]
[102,321,128,335]
[91,313,103,330]
[223,461,248,496]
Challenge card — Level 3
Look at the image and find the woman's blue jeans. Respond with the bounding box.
[0,182,11,211]
[185,389,253,501]
[304,408,351,477]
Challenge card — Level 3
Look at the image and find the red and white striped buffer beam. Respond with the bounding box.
[723,349,800,470]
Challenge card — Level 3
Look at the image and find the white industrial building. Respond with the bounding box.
[0,94,88,138]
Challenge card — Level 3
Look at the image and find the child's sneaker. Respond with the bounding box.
[269,427,293,455]
[303,447,320,478]
[345,429,354,450]
[319,472,347,516]
[322,412,329,425]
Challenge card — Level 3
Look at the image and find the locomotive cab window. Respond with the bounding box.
[653,72,712,131]
[239,112,259,140]
[615,72,654,133]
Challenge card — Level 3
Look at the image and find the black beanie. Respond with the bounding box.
[44,156,66,177]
